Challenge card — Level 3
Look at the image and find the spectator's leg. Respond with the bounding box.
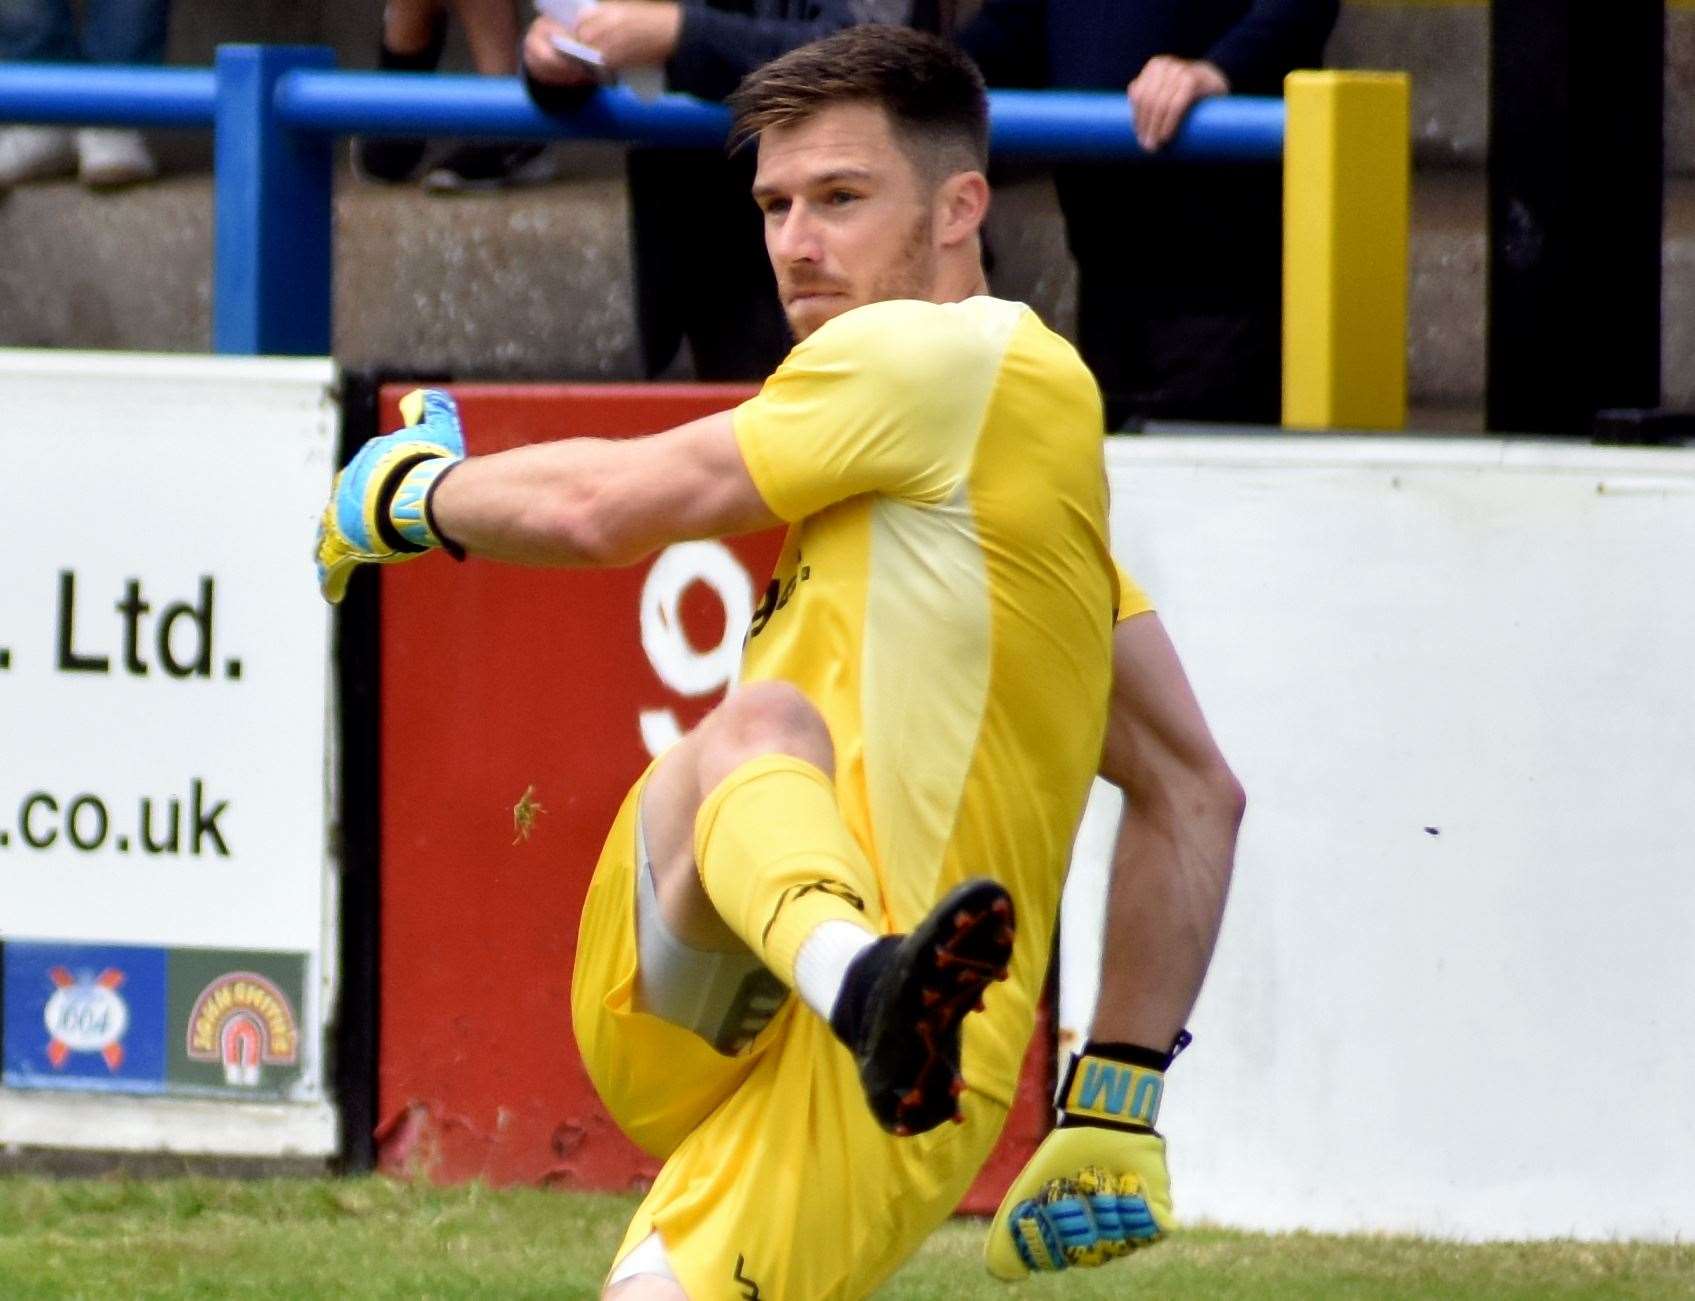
[626,148,694,379]
[384,0,449,57]
[0,0,80,61]
[1054,163,1150,430]
[1136,164,1281,425]
[422,0,556,189]
[1137,305,1281,426]
[78,0,167,64]
[1058,162,1282,426]
[72,0,167,186]
[353,1,449,185]
[0,0,81,186]
[680,150,790,382]
[451,0,520,75]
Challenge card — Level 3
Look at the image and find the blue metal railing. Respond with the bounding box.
[0,63,215,127]
[0,45,1285,356]
[269,71,1285,161]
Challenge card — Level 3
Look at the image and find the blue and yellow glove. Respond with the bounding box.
[984,1039,1184,1279]
[316,388,466,604]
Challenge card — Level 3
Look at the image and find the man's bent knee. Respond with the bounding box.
[696,680,835,793]
[638,681,835,952]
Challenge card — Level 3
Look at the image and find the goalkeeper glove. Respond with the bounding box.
[983,1035,1186,1280]
[316,388,466,603]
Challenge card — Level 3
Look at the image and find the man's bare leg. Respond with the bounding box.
[598,683,853,1299]
[382,0,446,54]
[1094,612,1245,1047]
[641,678,1011,1124]
[640,679,841,954]
[450,0,521,76]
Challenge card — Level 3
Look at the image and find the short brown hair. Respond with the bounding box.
[728,25,989,182]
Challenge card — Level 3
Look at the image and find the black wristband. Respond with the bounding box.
[1081,1029,1191,1074]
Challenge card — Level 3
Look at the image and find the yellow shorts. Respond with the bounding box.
[573,768,1012,1301]
[1115,562,1156,623]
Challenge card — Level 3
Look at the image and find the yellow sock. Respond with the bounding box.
[693,754,881,988]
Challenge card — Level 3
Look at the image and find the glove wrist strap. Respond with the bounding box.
[389,456,465,559]
[1055,1032,1189,1133]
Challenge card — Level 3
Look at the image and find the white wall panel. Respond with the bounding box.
[1061,436,1695,1240]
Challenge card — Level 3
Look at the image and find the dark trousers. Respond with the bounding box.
[1054,161,1283,428]
[627,148,793,382]
[0,0,168,63]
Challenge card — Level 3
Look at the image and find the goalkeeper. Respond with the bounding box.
[318,25,1241,1299]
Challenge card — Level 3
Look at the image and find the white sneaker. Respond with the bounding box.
[76,129,157,189]
[0,125,77,186]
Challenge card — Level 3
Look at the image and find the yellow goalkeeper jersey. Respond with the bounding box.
[732,295,1118,1105]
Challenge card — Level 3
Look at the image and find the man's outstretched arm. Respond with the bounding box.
[315,390,779,602]
[428,409,778,567]
[984,610,1243,1278]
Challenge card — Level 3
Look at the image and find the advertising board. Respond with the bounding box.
[0,351,341,1156]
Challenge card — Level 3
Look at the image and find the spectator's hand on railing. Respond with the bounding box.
[573,1,682,71]
[524,16,601,87]
[1127,56,1230,152]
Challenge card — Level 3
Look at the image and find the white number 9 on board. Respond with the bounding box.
[638,541,755,756]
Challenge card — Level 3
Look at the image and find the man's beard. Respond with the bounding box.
[865,212,937,311]
[783,212,936,342]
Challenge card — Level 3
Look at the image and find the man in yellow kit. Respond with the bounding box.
[317,25,1243,1298]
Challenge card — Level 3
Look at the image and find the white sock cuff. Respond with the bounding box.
[793,919,877,1024]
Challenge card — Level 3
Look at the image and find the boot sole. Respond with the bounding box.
[859,877,1015,1136]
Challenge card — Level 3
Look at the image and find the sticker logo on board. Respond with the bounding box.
[184,971,299,1087]
[2,941,168,1093]
[166,949,306,1099]
[45,965,130,1070]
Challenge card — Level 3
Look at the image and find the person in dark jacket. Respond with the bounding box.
[525,1,913,381]
[958,0,1339,427]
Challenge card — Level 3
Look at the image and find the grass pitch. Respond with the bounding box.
[0,1176,1689,1299]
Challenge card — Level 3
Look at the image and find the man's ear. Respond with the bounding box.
[935,170,990,249]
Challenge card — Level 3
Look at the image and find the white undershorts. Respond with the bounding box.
[605,1231,680,1288]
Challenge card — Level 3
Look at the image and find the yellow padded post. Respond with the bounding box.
[1283,71,1410,430]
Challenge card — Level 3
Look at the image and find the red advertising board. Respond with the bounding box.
[376,384,1052,1212]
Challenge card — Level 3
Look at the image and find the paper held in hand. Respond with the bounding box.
[535,0,607,65]
[532,0,665,98]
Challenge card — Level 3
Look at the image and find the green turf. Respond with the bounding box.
[0,1176,1688,1299]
